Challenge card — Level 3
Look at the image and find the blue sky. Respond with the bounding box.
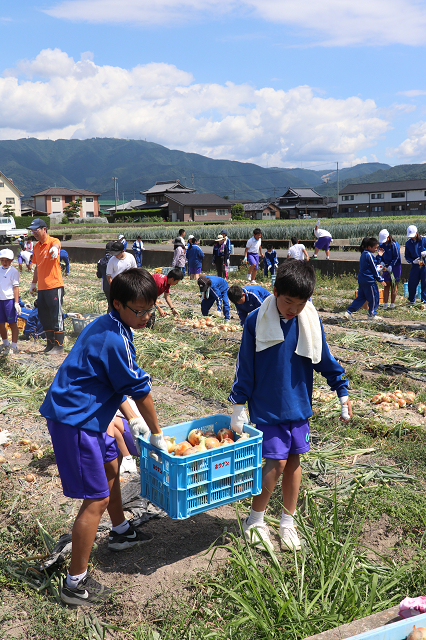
[1,0,426,170]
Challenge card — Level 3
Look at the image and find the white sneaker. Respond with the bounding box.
[246,274,251,281]
[367,314,381,321]
[251,280,257,285]
[120,457,137,474]
[242,518,274,552]
[279,525,301,551]
[10,345,18,355]
[344,311,352,321]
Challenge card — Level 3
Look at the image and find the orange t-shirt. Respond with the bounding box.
[33,235,64,290]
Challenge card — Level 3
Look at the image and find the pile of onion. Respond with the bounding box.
[371,390,415,412]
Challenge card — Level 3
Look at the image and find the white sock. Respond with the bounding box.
[390,303,395,308]
[280,512,294,528]
[247,508,265,526]
[11,342,17,348]
[66,569,87,588]
[2,339,9,346]
[111,519,129,534]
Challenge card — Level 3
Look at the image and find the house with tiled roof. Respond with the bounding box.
[165,193,231,222]
[0,171,24,216]
[339,179,426,216]
[243,202,280,220]
[32,187,101,218]
[141,180,195,206]
[278,188,332,219]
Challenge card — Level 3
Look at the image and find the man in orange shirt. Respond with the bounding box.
[28,218,65,355]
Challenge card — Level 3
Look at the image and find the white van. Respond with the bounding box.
[0,216,27,244]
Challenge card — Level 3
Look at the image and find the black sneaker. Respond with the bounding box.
[61,574,112,606]
[108,523,153,551]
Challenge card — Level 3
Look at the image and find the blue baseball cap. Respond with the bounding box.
[27,218,47,230]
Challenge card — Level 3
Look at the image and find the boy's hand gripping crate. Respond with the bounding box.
[139,414,263,520]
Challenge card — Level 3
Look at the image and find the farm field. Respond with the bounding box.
[1,263,426,639]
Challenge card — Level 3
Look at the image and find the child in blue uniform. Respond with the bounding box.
[187,236,204,280]
[263,244,279,277]
[229,260,351,552]
[39,269,168,607]
[405,225,426,304]
[377,229,401,310]
[60,249,70,276]
[197,274,230,321]
[228,284,270,326]
[345,237,384,321]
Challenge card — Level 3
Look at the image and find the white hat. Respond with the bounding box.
[188,234,195,240]
[118,234,125,239]
[407,225,418,238]
[0,249,14,260]
[378,229,389,245]
[215,234,224,242]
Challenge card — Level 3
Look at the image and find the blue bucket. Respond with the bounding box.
[404,282,421,299]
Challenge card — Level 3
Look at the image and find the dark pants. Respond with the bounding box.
[135,252,143,268]
[214,257,226,279]
[408,265,426,303]
[37,287,65,331]
[347,282,379,316]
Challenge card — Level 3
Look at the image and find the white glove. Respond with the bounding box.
[340,396,350,421]
[128,417,150,454]
[29,283,37,294]
[242,257,247,263]
[230,404,248,435]
[413,258,420,264]
[421,251,426,258]
[268,264,271,271]
[150,432,168,452]
[49,245,59,260]
[377,264,383,272]
[14,303,21,316]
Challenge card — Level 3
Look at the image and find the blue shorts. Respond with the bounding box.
[47,419,119,500]
[256,419,310,460]
[0,299,17,324]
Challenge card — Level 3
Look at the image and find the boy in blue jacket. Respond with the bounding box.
[228,284,270,326]
[264,244,279,277]
[187,236,205,280]
[345,237,384,321]
[405,225,426,304]
[197,274,230,320]
[39,269,168,606]
[229,260,351,552]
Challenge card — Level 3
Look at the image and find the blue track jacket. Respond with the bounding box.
[378,241,401,269]
[235,286,271,326]
[187,244,205,271]
[264,250,278,274]
[405,236,426,263]
[228,308,348,425]
[201,275,230,319]
[358,250,384,284]
[40,310,152,432]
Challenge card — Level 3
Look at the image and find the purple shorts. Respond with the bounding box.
[189,266,202,275]
[0,299,17,324]
[122,419,139,456]
[315,236,332,251]
[382,264,402,283]
[47,419,119,499]
[247,253,259,268]
[256,419,310,459]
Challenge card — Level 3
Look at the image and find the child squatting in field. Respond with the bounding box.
[39,269,169,606]
[345,237,384,321]
[229,260,352,552]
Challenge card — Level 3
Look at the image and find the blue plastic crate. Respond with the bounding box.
[162,267,173,275]
[344,611,426,640]
[139,414,263,520]
[403,282,422,299]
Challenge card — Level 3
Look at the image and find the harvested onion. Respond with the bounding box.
[188,428,204,446]
[407,626,426,640]
[205,437,221,449]
[217,428,234,442]
[174,441,192,456]
[164,436,177,453]
[25,474,35,483]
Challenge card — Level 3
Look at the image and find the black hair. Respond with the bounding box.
[167,267,184,282]
[110,268,157,309]
[266,243,273,251]
[137,235,142,239]
[275,260,316,300]
[359,237,378,253]
[193,236,200,243]
[179,229,185,235]
[228,285,245,304]
[291,236,299,245]
[197,275,212,292]
[387,234,395,244]
[253,228,261,236]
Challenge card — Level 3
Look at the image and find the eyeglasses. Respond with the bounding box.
[124,304,156,318]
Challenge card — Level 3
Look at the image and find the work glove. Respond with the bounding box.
[242,257,247,263]
[421,251,426,259]
[150,432,168,452]
[14,303,21,316]
[230,404,248,435]
[29,283,37,294]
[340,396,350,421]
[268,264,271,271]
[377,264,383,272]
[413,258,420,264]
[49,245,59,260]
[387,265,392,274]
[128,417,150,454]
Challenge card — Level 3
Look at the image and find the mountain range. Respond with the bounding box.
[0,137,422,202]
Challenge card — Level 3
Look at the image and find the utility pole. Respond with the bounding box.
[192,173,195,189]
[336,162,339,217]
[112,177,117,213]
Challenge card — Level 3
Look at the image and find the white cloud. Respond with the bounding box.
[0,48,390,166]
[390,121,426,159]
[398,90,426,97]
[44,0,426,46]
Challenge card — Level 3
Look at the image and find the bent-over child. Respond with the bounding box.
[229,260,351,552]
[287,237,309,262]
[228,284,270,326]
[198,275,230,321]
[345,237,384,321]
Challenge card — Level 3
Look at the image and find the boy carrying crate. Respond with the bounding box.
[39,269,168,606]
[229,260,351,552]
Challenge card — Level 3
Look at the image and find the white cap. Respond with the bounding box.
[378,229,389,245]
[407,225,418,238]
[188,234,195,240]
[119,234,124,239]
[0,249,14,260]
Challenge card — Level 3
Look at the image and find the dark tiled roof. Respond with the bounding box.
[340,179,426,195]
[282,187,322,198]
[243,202,278,211]
[32,187,100,197]
[141,181,196,195]
[166,193,231,207]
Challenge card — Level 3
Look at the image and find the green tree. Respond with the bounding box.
[63,198,82,220]
[3,203,15,217]
[231,203,245,220]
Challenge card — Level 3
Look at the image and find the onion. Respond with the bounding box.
[29,444,40,451]
[203,430,216,438]
[205,437,221,449]
[19,439,31,445]
[0,456,6,463]
[188,428,204,446]
[164,436,177,453]
[217,428,234,442]
[174,441,192,456]
[220,437,234,446]
[25,474,35,483]
[407,626,426,640]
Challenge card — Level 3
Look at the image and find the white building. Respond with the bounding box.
[339,179,426,216]
[0,171,23,216]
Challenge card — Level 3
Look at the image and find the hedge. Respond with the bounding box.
[15,215,50,229]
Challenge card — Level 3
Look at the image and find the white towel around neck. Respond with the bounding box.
[255,295,322,363]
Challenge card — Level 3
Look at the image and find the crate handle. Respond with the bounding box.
[149,451,161,462]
